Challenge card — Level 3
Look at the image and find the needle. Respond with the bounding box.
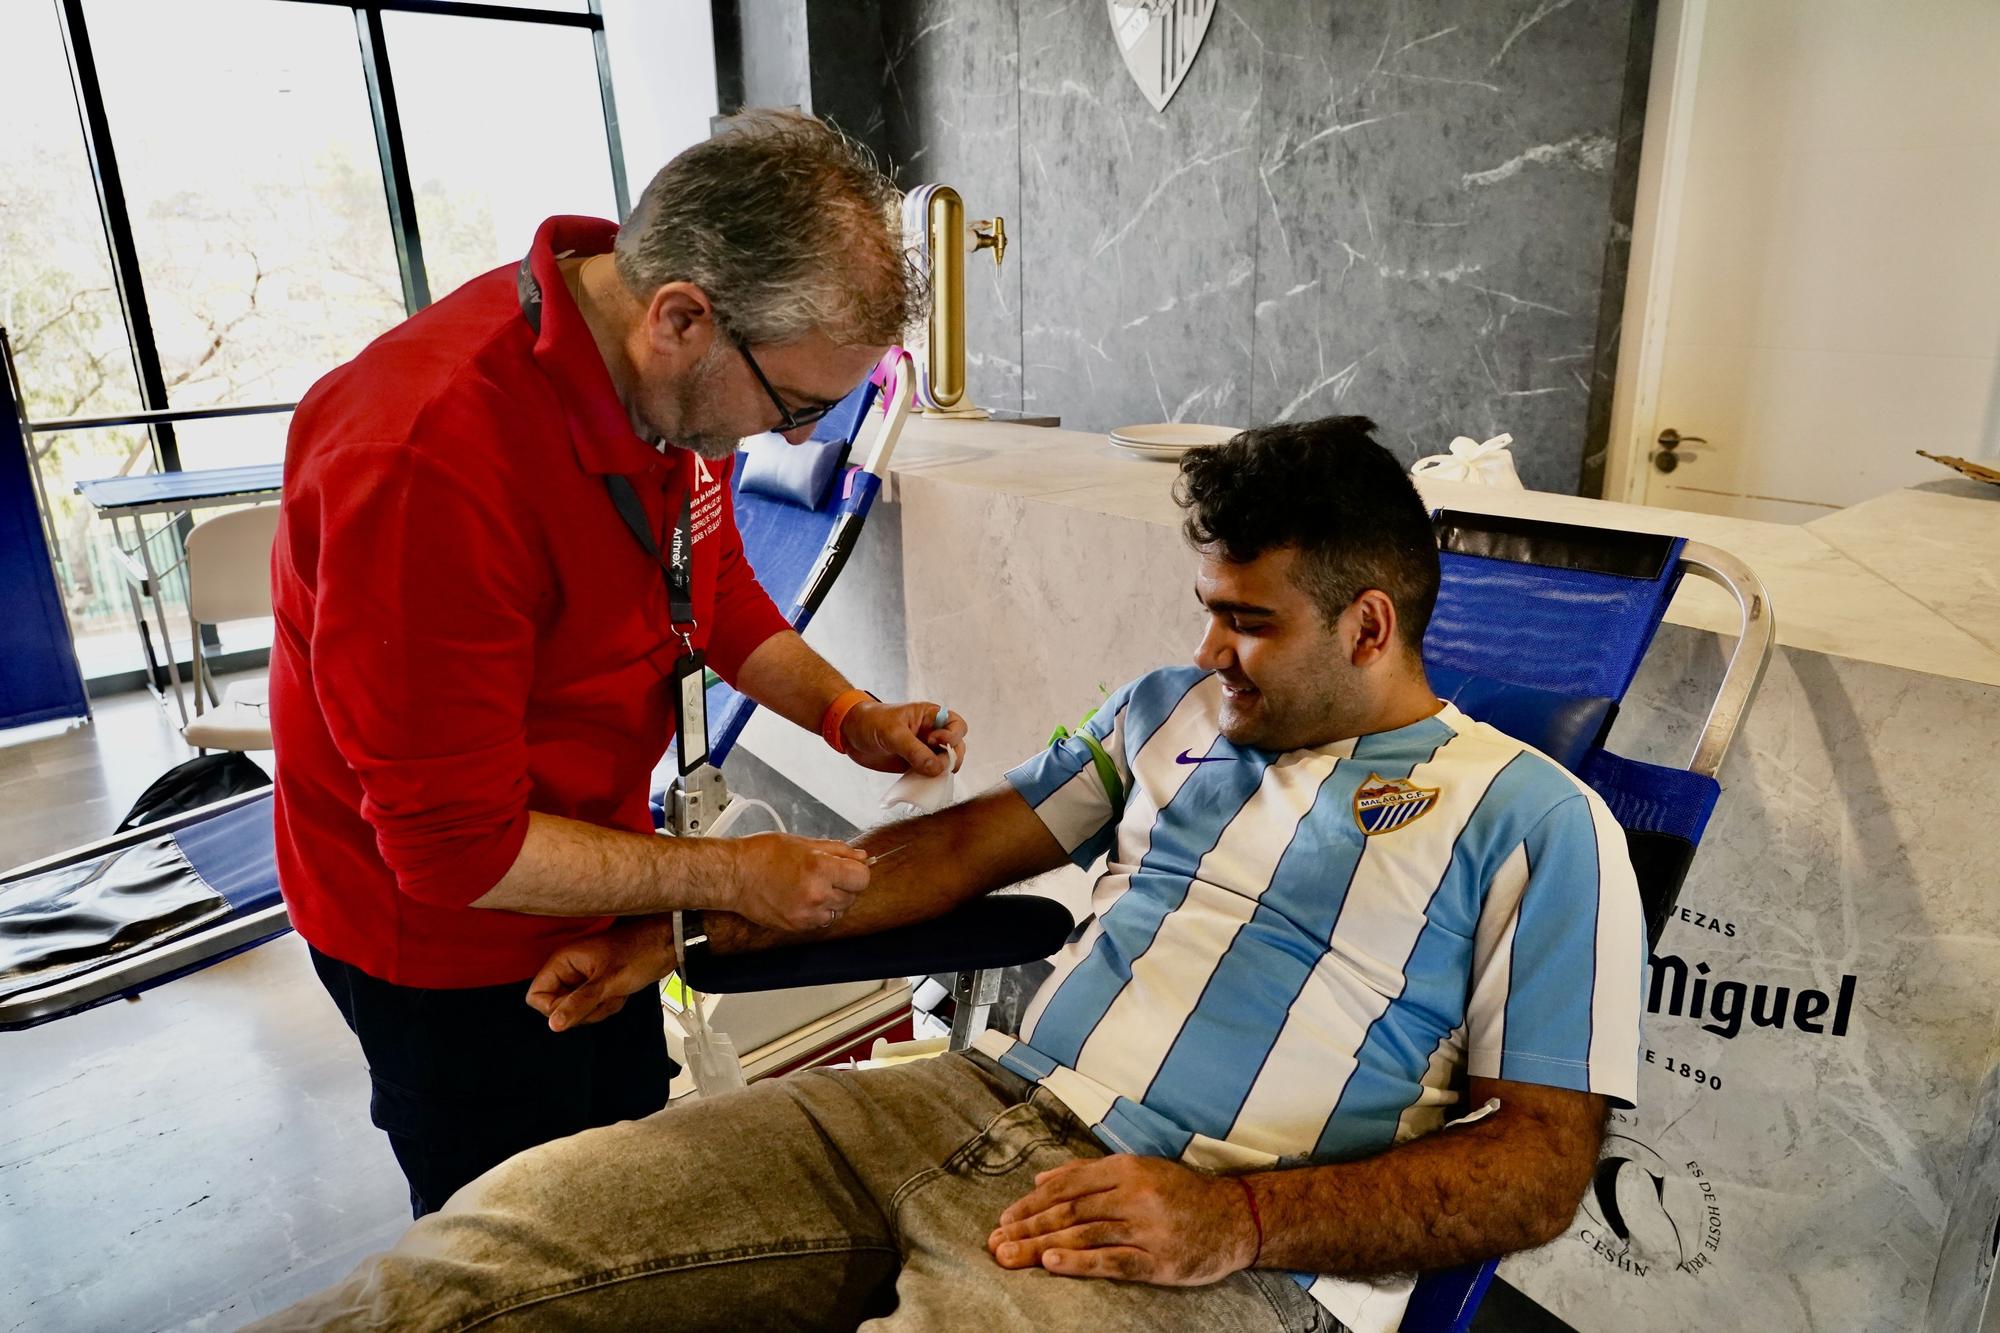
[865,844,909,867]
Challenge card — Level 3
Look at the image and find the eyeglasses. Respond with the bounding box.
[733,336,837,433]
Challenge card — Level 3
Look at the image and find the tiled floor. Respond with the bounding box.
[1,688,410,1333]
[0,694,211,869]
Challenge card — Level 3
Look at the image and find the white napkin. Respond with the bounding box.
[1411,433,1525,489]
[881,764,956,819]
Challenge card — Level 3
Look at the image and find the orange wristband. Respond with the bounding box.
[820,688,876,753]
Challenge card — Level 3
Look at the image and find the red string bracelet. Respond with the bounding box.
[1235,1177,1263,1267]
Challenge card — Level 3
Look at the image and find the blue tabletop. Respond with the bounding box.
[74,464,285,513]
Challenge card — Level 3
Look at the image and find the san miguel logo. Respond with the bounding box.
[1353,775,1440,836]
[1647,952,1858,1040]
[1576,1129,1724,1280]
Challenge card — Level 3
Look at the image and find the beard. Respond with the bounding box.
[1215,662,1367,753]
[669,433,744,462]
[644,344,742,460]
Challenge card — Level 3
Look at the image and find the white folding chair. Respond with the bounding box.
[181,504,279,753]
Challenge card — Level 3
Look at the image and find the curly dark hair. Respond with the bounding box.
[1173,416,1439,653]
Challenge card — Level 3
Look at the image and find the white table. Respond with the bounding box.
[73,464,284,726]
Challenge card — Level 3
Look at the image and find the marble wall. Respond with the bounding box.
[839,0,1652,494]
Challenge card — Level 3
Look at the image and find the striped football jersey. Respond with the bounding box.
[975,666,1644,1331]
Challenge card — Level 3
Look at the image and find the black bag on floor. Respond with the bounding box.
[116,751,271,832]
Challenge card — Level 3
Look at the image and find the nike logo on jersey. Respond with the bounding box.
[1175,749,1233,765]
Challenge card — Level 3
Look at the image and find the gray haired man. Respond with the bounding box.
[269,109,962,1217]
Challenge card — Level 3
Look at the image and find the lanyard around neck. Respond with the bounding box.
[518,252,697,638]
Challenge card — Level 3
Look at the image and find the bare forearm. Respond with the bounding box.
[730,630,851,732]
[470,812,737,915]
[700,787,1067,955]
[1243,1094,1606,1277]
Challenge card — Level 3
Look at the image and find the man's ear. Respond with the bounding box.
[644,281,718,358]
[1346,589,1401,668]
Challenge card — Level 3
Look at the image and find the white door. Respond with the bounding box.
[1627,0,2000,523]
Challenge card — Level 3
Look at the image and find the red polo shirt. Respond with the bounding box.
[270,216,789,987]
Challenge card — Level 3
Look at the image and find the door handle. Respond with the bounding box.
[1654,428,1710,474]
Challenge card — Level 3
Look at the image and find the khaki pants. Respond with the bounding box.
[247,1051,1342,1331]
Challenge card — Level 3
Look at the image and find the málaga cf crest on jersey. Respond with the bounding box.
[1353,774,1441,835]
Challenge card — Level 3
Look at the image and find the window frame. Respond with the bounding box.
[15,0,635,688]
[36,0,631,471]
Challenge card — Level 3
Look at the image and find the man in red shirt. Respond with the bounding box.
[270,109,960,1216]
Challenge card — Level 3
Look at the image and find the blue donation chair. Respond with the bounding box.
[682,509,1774,1332]
[0,351,918,1032]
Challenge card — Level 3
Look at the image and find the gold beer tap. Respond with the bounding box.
[972,216,1005,268]
[914,185,1007,417]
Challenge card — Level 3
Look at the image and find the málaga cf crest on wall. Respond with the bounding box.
[1107,0,1216,112]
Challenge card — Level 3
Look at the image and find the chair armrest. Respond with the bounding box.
[682,895,1075,995]
[1404,1258,1501,1333]
[1627,828,1698,947]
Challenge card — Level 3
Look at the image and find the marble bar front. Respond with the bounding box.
[738,415,2000,1332]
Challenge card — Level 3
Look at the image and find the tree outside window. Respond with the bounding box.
[3,0,633,680]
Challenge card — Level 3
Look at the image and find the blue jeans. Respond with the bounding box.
[308,945,675,1218]
[249,1050,1343,1331]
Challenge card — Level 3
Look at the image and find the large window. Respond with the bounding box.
[88,0,408,423]
[387,10,622,296]
[3,0,708,685]
[2,0,152,679]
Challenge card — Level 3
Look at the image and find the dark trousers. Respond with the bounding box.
[309,945,676,1218]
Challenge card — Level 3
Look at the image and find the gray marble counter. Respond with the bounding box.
[1503,625,2000,1330]
[736,416,2000,1332]
[1809,478,2000,662]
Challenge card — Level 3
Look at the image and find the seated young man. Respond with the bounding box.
[254,416,1643,1333]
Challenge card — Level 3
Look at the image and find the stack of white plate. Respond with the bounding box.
[1107,423,1239,460]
